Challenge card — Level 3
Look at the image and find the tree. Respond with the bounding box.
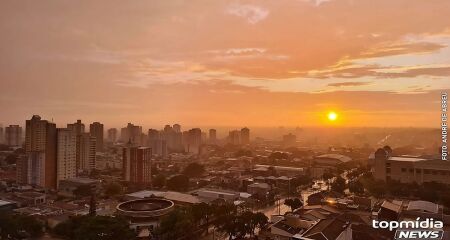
[103,182,122,197]
[331,176,347,194]
[0,211,43,239]
[155,208,195,240]
[4,154,18,165]
[251,212,268,236]
[166,174,190,191]
[190,202,212,228]
[73,185,93,198]
[239,211,268,237]
[322,171,335,181]
[213,207,267,239]
[348,180,364,194]
[361,177,386,197]
[153,174,166,188]
[54,215,135,240]
[183,162,205,178]
[284,198,303,211]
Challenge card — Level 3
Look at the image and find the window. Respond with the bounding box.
[416,169,421,173]
[401,168,406,173]
[424,169,430,174]
[409,168,414,173]
[386,168,391,173]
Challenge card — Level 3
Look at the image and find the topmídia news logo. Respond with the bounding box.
[373,218,444,240]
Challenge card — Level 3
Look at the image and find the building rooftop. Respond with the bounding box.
[388,156,428,162]
[407,200,439,214]
[381,200,402,213]
[254,165,304,171]
[272,219,304,235]
[315,154,351,163]
[248,182,270,189]
[61,177,99,184]
[0,200,14,206]
[127,190,201,204]
[196,188,238,196]
[301,216,350,240]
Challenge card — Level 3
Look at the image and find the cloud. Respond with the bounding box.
[360,42,446,59]
[327,82,372,87]
[300,0,332,7]
[226,4,269,24]
[307,64,450,79]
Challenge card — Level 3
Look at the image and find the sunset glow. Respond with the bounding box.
[0,0,448,128]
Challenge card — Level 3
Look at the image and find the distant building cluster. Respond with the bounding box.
[2,115,252,190]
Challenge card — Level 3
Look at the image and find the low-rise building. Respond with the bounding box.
[193,188,240,202]
[372,147,450,184]
[58,177,101,197]
[247,182,271,197]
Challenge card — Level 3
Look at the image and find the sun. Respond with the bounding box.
[327,111,338,121]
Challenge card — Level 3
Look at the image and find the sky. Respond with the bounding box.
[0,0,449,129]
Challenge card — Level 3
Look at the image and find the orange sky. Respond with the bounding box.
[0,0,449,128]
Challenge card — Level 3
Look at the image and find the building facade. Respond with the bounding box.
[121,123,142,144]
[5,125,22,146]
[209,129,217,143]
[56,128,77,188]
[373,147,450,184]
[107,128,118,143]
[123,145,152,184]
[89,122,104,152]
[228,130,241,145]
[67,120,85,135]
[77,133,96,174]
[19,115,57,189]
[240,127,250,145]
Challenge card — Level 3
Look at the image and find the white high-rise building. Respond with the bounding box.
[56,128,77,188]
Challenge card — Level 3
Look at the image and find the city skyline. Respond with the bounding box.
[1,0,449,127]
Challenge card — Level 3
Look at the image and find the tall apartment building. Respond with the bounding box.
[107,128,118,143]
[372,147,450,185]
[209,129,217,143]
[122,145,152,184]
[56,128,77,188]
[67,120,85,135]
[173,124,181,133]
[77,133,96,174]
[283,133,297,147]
[184,128,202,154]
[18,115,57,189]
[5,125,22,146]
[89,122,104,152]
[228,130,241,145]
[120,123,142,144]
[240,127,250,145]
[148,129,167,158]
[160,125,183,151]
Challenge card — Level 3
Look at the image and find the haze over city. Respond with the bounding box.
[1,0,449,128]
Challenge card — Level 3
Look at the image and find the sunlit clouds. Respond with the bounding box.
[0,0,449,127]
